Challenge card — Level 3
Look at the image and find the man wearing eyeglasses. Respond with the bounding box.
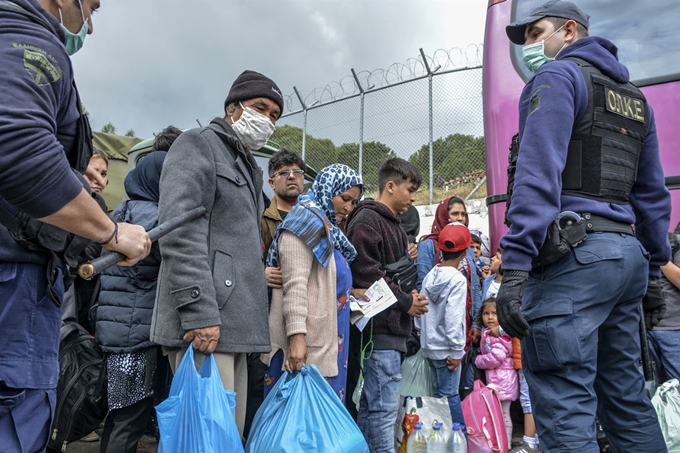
[261,149,307,256]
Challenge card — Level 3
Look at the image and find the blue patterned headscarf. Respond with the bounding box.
[267,164,364,268]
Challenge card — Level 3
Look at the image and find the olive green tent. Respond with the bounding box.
[92,132,142,210]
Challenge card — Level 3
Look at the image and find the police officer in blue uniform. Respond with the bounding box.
[0,1,150,450]
[496,1,671,452]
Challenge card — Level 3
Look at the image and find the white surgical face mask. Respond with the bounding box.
[230,102,276,150]
[230,102,275,150]
[58,0,88,55]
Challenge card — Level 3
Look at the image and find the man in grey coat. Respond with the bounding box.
[151,70,283,436]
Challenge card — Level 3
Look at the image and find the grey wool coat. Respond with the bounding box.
[150,118,271,354]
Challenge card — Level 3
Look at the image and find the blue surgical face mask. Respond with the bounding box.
[522,25,565,73]
[58,0,88,55]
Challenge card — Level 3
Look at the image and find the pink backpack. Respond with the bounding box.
[461,380,508,453]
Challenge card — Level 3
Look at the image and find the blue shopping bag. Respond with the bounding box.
[156,347,244,453]
[246,364,368,453]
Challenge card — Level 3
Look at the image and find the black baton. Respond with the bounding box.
[78,206,206,280]
[639,304,657,398]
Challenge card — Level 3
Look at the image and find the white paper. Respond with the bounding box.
[350,278,398,331]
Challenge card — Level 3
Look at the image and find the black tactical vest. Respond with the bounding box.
[561,57,648,203]
[505,58,649,226]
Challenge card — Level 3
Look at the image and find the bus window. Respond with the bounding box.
[511,0,680,86]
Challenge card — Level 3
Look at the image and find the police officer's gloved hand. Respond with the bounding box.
[496,270,530,339]
[643,277,666,331]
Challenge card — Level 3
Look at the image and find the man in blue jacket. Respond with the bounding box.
[0,1,150,451]
[497,1,670,452]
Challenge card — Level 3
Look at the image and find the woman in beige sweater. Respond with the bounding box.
[263,163,363,401]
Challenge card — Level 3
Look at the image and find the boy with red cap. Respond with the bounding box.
[416,223,472,430]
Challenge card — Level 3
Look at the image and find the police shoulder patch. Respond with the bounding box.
[13,43,62,86]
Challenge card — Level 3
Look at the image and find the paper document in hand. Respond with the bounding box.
[350,278,398,331]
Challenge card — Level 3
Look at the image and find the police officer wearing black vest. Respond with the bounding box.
[0,1,150,450]
[496,1,671,452]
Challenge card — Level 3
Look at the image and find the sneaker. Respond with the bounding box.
[509,441,539,453]
[80,431,100,442]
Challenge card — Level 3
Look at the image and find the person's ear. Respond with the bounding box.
[385,181,394,194]
[564,19,578,43]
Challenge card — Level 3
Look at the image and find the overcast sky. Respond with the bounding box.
[71,0,487,139]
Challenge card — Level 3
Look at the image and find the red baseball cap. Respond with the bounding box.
[439,223,472,253]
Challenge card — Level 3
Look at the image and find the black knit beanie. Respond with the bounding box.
[224,70,284,114]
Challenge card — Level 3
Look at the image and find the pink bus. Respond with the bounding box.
[483,0,680,251]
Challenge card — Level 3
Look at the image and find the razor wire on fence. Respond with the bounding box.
[270,44,486,205]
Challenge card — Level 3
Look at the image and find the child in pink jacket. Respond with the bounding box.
[475,298,519,449]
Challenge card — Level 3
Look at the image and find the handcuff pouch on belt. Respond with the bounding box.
[532,211,588,269]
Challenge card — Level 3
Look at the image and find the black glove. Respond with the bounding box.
[496,270,530,339]
[643,278,666,331]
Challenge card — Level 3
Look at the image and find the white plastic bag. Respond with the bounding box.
[652,379,680,452]
[394,395,452,453]
[399,349,434,397]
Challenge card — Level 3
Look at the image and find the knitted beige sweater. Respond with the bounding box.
[261,231,339,377]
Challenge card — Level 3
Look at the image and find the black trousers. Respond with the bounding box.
[244,352,267,439]
[100,397,154,453]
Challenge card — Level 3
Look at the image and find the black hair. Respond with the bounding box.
[377,158,422,194]
[442,249,466,261]
[547,17,589,38]
[471,234,481,245]
[447,196,466,211]
[399,205,420,240]
[153,126,183,151]
[480,297,497,321]
[268,148,306,177]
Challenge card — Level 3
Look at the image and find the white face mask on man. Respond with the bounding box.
[230,102,275,150]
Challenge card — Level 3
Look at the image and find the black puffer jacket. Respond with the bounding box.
[95,152,165,353]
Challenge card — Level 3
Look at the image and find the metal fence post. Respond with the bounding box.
[293,87,307,160]
[351,68,371,177]
[419,49,442,205]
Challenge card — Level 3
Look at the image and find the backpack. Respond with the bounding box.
[462,380,508,453]
[47,322,108,452]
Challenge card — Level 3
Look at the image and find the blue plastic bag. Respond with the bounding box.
[156,347,244,453]
[246,364,368,453]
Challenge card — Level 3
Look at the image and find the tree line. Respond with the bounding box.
[270,125,485,191]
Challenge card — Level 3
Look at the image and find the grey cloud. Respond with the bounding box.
[72,0,486,139]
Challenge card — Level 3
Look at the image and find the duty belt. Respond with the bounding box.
[581,213,634,236]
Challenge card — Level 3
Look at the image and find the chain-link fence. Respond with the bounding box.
[271,45,485,205]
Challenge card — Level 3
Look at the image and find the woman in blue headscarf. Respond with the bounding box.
[263,163,363,401]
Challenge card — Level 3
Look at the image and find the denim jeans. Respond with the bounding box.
[358,350,401,453]
[648,330,680,382]
[518,369,532,414]
[521,233,667,453]
[428,358,465,430]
